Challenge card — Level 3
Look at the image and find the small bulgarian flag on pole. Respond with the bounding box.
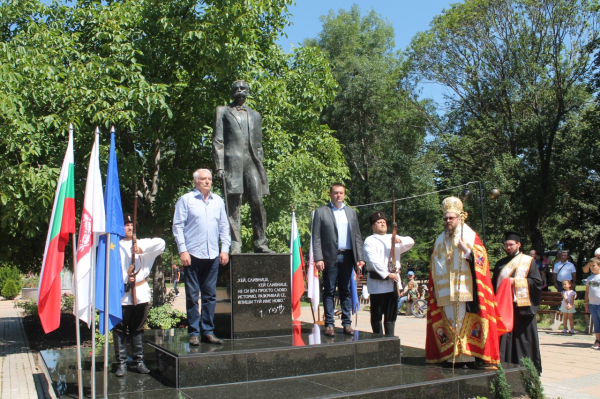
[38,127,76,334]
[290,206,305,320]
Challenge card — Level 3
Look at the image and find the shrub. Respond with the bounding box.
[0,266,22,293]
[22,275,39,288]
[14,298,38,316]
[61,293,75,313]
[2,279,19,299]
[520,357,544,399]
[490,363,512,399]
[147,304,187,329]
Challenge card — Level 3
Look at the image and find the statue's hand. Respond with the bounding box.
[216,169,226,179]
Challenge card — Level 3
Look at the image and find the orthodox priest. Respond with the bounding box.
[425,197,501,368]
[492,232,542,374]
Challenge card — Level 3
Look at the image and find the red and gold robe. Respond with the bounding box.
[425,229,501,364]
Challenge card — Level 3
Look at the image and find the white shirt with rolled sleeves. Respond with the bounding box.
[364,234,414,295]
[172,189,231,259]
[119,238,165,305]
[554,261,576,283]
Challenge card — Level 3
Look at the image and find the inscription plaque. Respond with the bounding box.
[231,254,292,339]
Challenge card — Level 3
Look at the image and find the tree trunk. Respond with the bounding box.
[152,254,165,307]
[528,210,545,255]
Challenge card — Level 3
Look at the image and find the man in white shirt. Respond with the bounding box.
[114,213,165,377]
[363,211,414,336]
[553,251,577,293]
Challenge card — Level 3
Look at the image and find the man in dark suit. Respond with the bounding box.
[213,80,273,254]
[312,183,365,336]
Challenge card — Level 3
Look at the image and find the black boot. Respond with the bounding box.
[131,331,150,374]
[384,322,395,336]
[113,330,128,377]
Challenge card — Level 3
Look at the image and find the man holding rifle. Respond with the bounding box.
[363,211,414,336]
[113,212,165,377]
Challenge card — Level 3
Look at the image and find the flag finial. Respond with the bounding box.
[291,203,295,213]
[110,126,115,133]
[95,126,100,135]
[69,123,73,133]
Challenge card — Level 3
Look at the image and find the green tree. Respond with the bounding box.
[408,0,600,254]
[305,5,441,252]
[0,0,346,305]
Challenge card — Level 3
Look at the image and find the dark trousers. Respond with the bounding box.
[114,303,150,334]
[227,154,268,251]
[323,252,354,327]
[185,256,220,337]
[370,292,398,334]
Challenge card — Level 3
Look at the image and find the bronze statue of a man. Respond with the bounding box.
[213,80,273,254]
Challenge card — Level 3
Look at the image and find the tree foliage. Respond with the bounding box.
[305,5,442,254]
[0,0,347,276]
[408,0,600,257]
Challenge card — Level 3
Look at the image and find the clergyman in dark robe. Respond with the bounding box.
[213,80,273,254]
[492,231,543,374]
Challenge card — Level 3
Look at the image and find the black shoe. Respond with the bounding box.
[115,363,127,377]
[201,334,223,345]
[136,362,150,374]
[113,330,128,377]
[189,336,200,346]
[131,331,150,374]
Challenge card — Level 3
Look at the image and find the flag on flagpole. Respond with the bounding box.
[290,211,305,320]
[38,130,76,334]
[307,210,319,314]
[74,128,105,327]
[351,269,359,315]
[95,131,125,334]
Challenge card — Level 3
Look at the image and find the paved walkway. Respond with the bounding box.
[0,299,55,399]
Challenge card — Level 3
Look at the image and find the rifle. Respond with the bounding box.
[125,184,140,305]
[389,191,401,297]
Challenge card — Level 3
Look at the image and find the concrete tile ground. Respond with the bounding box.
[0,299,56,399]
[3,287,597,398]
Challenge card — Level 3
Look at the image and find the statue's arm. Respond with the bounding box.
[213,106,225,171]
[256,112,264,162]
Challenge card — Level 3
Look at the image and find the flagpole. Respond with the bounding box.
[309,299,316,323]
[91,126,100,398]
[72,232,84,399]
[91,239,97,398]
[103,233,111,399]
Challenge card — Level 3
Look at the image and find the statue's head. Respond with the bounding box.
[231,80,249,103]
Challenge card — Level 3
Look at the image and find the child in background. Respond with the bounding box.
[585,258,600,349]
[559,280,577,334]
[406,280,420,302]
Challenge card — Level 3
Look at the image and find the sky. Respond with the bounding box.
[277,0,461,104]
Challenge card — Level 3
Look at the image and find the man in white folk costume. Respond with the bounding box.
[113,213,165,377]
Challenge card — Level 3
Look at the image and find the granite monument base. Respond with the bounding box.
[40,324,526,398]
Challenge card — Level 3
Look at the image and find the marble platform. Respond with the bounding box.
[40,325,526,398]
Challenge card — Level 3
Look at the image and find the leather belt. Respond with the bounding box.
[338,249,350,254]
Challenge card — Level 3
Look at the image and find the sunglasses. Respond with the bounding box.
[443,216,457,222]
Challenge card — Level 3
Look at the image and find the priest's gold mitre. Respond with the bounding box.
[431,197,474,307]
[441,196,468,220]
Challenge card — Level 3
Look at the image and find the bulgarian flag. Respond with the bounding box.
[290,211,305,320]
[307,210,319,313]
[38,127,76,334]
[74,128,105,327]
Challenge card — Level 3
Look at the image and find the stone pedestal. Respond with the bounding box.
[231,254,291,339]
